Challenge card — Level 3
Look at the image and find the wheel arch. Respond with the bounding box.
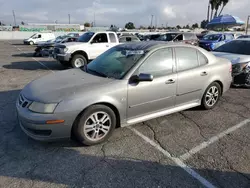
[71,50,89,61]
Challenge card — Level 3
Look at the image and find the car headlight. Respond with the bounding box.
[63,48,68,53]
[28,102,58,114]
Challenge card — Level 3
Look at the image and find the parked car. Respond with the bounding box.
[237,35,250,39]
[196,30,215,40]
[199,33,234,51]
[23,32,56,45]
[53,31,120,68]
[155,32,199,46]
[213,39,250,87]
[119,36,140,43]
[34,36,79,57]
[17,41,232,145]
[142,34,161,41]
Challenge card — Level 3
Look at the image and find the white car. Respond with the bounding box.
[23,33,56,45]
[53,31,120,68]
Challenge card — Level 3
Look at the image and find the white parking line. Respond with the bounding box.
[180,119,250,161]
[10,41,54,73]
[128,127,216,188]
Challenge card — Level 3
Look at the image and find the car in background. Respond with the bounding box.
[237,35,250,39]
[196,30,215,40]
[23,32,56,45]
[17,41,232,145]
[213,39,250,87]
[199,33,234,51]
[67,33,80,38]
[142,34,161,41]
[119,36,140,43]
[34,36,79,57]
[155,32,199,46]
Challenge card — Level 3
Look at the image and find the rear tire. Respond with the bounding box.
[73,105,116,146]
[201,82,221,110]
[71,54,87,68]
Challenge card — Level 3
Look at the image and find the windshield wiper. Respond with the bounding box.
[87,68,108,78]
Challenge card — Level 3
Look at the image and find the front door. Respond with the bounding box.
[175,47,209,106]
[127,48,177,120]
[89,33,110,59]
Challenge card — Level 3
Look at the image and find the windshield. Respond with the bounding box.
[203,34,221,41]
[214,40,250,55]
[156,33,178,41]
[30,34,37,39]
[85,46,146,79]
[78,32,95,42]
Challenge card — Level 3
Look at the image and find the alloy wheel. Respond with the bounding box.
[205,86,219,107]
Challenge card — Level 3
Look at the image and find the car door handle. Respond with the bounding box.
[201,71,208,76]
[165,79,175,84]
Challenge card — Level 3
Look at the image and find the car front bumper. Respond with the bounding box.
[53,53,71,62]
[16,99,77,141]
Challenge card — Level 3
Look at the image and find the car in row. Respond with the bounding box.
[17,41,232,145]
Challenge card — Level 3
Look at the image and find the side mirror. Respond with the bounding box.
[130,73,153,83]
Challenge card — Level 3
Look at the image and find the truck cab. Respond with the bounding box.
[53,31,119,68]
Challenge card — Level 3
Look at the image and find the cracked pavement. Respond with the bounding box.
[0,41,249,188]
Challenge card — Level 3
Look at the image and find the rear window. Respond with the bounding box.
[214,40,250,55]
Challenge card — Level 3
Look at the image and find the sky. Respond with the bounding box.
[0,0,249,27]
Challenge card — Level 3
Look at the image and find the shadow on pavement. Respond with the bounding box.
[12,53,35,58]
[3,61,66,71]
[0,90,250,188]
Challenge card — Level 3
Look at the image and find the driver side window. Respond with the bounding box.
[92,33,108,43]
[38,34,42,38]
[138,48,174,78]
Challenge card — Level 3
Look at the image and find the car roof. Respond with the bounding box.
[116,41,196,51]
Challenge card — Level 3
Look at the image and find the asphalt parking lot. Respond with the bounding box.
[0,40,249,188]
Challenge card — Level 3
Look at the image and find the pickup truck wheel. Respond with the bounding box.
[71,54,87,68]
[73,105,116,146]
[29,41,34,45]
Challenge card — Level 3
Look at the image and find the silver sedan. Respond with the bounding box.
[16,41,232,145]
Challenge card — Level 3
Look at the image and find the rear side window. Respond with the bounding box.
[139,48,173,77]
[175,47,199,71]
[109,33,117,43]
[197,50,208,66]
[92,33,108,43]
[225,34,234,40]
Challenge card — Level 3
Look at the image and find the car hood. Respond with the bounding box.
[22,69,114,103]
[212,52,250,65]
[61,42,85,47]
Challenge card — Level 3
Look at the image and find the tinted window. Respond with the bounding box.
[203,34,221,41]
[38,34,41,38]
[175,47,199,71]
[139,48,173,77]
[92,33,108,43]
[214,40,250,55]
[175,34,183,41]
[197,51,208,66]
[109,33,117,43]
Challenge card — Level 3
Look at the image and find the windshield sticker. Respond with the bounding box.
[124,50,145,56]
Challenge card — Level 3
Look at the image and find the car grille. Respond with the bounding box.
[18,94,31,108]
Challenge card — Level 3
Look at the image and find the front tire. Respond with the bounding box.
[201,82,221,110]
[73,105,116,146]
[71,54,87,68]
[29,41,34,45]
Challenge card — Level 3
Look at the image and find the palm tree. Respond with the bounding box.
[213,0,222,18]
[218,0,229,16]
[210,0,216,21]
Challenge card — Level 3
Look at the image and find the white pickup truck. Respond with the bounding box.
[53,31,120,68]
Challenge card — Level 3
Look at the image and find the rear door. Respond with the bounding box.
[175,47,210,106]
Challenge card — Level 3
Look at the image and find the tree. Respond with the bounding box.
[218,0,229,16]
[200,20,209,29]
[213,0,222,18]
[210,0,216,20]
[125,22,135,29]
[84,22,91,27]
[21,21,25,25]
[176,25,181,29]
[185,24,190,29]
[192,23,199,29]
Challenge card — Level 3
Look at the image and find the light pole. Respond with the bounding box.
[150,15,154,29]
[12,10,16,26]
[68,14,71,24]
[245,15,250,35]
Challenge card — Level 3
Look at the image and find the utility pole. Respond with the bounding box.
[246,15,250,35]
[150,15,154,28]
[93,12,96,27]
[68,14,71,24]
[155,16,157,29]
[12,10,16,26]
